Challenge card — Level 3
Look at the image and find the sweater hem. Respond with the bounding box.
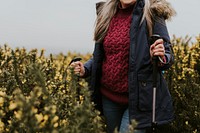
[101,85,128,105]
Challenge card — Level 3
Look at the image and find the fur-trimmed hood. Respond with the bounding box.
[150,0,176,20]
[96,0,176,20]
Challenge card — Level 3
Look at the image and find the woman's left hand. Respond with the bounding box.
[150,38,165,59]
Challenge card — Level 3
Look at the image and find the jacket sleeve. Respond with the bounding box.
[82,2,105,78]
[83,58,93,78]
[153,17,174,71]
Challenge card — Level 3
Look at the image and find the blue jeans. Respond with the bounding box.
[102,96,146,133]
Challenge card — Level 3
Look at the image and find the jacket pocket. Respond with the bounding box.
[137,73,161,112]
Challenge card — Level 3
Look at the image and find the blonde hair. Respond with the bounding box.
[143,0,153,36]
[94,0,153,42]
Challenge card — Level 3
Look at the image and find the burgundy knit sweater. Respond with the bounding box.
[101,5,134,104]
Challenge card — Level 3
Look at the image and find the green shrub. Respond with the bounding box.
[165,35,200,133]
[0,35,200,133]
[0,45,104,132]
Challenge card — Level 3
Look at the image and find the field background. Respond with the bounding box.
[0,35,200,133]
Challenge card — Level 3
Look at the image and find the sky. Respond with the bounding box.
[0,0,199,55]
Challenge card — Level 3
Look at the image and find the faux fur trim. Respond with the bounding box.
[150,0,176,20]
[96,0,176,20]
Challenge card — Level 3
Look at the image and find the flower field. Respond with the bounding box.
[0,46,103,132]
[165,35,200,133]
[0,35,200,133]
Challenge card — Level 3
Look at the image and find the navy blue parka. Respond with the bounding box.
[84,0,174,129]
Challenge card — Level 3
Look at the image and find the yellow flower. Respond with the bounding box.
[32,107,38,114]
[8,120,11,124]
[0,91,6,97]
[14,111,22,119]
[51,105,57,114]
[43,115,49,121]
[9,102,17,110]
[53,122,58,128]
[39,115,49,128]
[44,106,49,111]
[52,116,59,123]
[61,119,68,125]
[0,120,5,131]
[35,113,44,123]
[0,97,4,107]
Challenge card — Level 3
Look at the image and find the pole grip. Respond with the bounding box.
[149,34,161,88]
[152,56,158,88]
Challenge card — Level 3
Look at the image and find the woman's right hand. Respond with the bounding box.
[70,61,85,77]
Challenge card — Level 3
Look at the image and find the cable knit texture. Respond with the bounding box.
[101,5,134,104]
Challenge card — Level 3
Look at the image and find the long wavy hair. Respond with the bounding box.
[94,0,152,43]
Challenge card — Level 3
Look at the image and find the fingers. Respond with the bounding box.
[70,61,81,72]
[150,39,165,57]
[70,61,85,76]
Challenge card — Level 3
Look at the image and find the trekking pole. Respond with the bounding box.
[68,57,82,67]
[149,34,161,133]
[68,57,82,102]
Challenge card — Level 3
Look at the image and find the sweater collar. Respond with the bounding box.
[118,2,135,10]
[116,3,134,17]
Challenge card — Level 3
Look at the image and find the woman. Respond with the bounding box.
[71,0,176,132]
